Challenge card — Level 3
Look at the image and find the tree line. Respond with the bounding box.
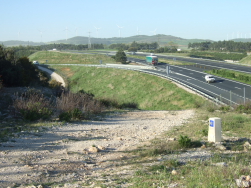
[188,41,251,52]
[109,41,159,51]
[8,43,105,59]
[189,51,247,61]
[0,45,48,87]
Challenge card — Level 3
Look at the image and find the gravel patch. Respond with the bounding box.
[0,110,196,187]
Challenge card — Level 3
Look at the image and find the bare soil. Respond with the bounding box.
[0,110,194,187]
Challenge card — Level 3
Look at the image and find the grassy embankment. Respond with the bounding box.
[29,51,118,65]
[239,54,251,65]
[28,51,251,187]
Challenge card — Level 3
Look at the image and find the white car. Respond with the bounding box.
[33,61,39,65]
[205,75,215,83]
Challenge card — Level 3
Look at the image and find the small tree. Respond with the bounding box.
[128,47,138,52]
[115,49,127,64]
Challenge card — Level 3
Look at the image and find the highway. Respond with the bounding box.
[134,52,251,74]
[65,50,251,105]
[126,56,251,105]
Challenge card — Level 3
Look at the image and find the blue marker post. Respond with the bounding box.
[208,117,222,143]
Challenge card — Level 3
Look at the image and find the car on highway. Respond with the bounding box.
[33,61,39,65]
[205,74,215,83]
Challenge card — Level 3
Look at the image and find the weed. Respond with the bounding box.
[59,111,71,121]
[163,159,182,169]
[200,129,208,137]
[234,102,251,113]
[219,105,231,112]
[193,100,203,108]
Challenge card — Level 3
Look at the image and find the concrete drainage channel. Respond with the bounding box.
[37,66,66,87]
[41,63,229,106]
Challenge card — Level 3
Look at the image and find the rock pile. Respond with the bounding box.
[236,175,251,187]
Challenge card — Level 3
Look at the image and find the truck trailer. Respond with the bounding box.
[146,56,158,66]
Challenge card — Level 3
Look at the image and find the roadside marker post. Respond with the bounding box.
[208,117,222,143]
[166,65,170,75]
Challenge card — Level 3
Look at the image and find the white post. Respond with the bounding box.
[166,65,170,75]
[244,87,246,105]
[230,90,232,105]
[208,117,222,143]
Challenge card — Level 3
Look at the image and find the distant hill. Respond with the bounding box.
[50,34,212,49]
[50,35,184,45]
[0,40,46,47]
[1,34,213,49]
[231,38,251,42]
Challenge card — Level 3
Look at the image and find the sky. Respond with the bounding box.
[1,0,251,43]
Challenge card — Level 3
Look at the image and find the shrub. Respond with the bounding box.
[12,92,54,121]
[128,47,138,52]
[49,79,63,96]
[59,112,71,121]
[219,105,230,112]
[115,49,127,64]
[100,98,120,108]
[178,135,192,148]
[56,91,104,121]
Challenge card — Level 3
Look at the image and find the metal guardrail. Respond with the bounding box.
[49,63,237,106]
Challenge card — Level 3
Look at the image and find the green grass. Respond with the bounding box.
[239,54,251,65]
[127,151,251,187]
[29,51,117,64]
[49,65,204,110]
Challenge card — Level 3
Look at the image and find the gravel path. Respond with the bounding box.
[0,110,196,187]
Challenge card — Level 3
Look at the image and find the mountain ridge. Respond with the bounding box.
[1,34,251,48]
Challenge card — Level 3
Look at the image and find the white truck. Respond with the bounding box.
[205,75,215,83]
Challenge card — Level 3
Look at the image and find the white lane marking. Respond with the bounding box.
[171,65,251,88]
[235,87,241,89]
[171,72,244,98]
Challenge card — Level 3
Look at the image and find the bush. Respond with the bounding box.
[128,47,138,52]
[10,88,105,122]
[115,49,127,64]
[56,92,103,121]
[49,79,63,96]
[219,105,230,112]
[59,112,72,121]
[13,92,54,121]
[178,135,192,148]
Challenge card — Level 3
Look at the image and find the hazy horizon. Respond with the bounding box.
[1,0,251,43]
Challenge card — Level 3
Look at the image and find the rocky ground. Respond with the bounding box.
[0,110,199,188]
